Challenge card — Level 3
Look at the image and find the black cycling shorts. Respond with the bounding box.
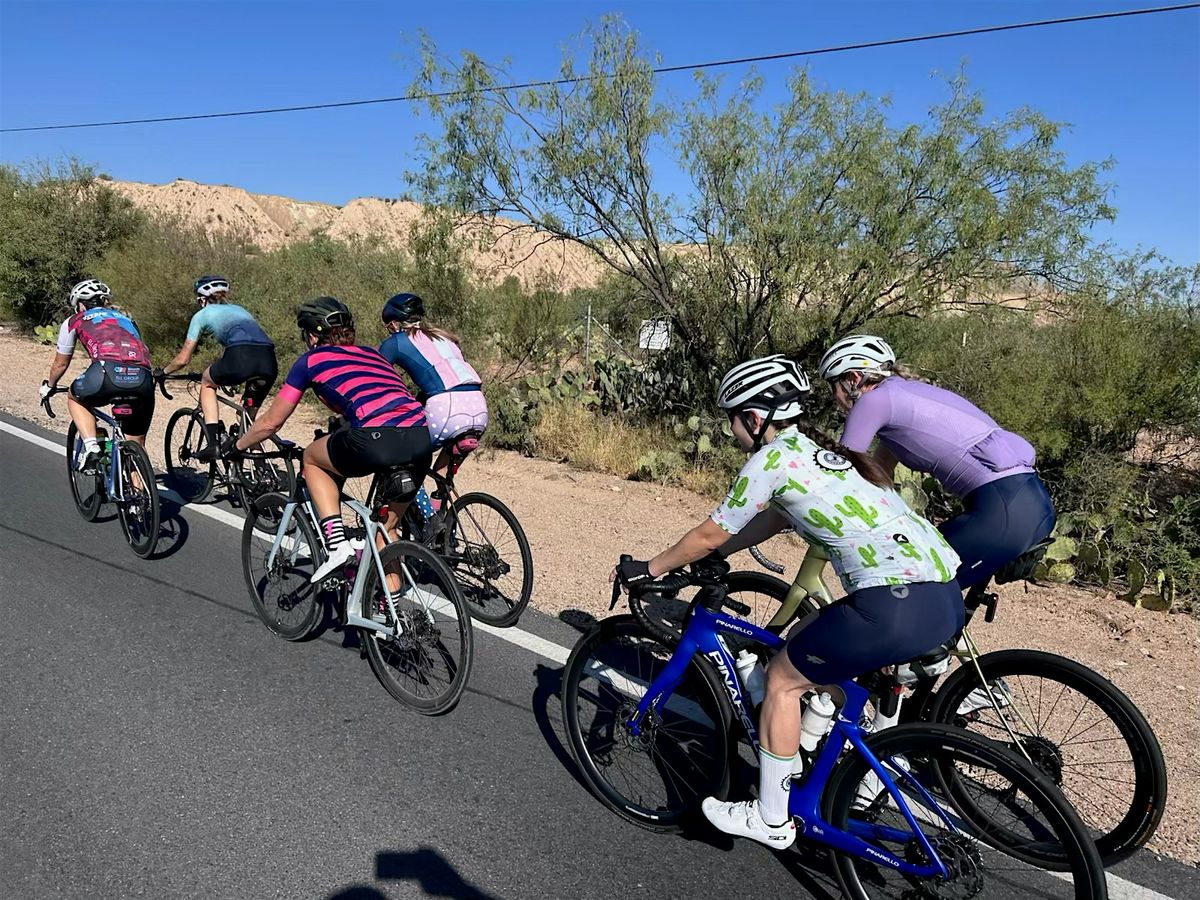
[208,344,278,411]
[326,426,433,498]
[70,361,156,436]
[939,472,1057,590]
[785,580,964,684]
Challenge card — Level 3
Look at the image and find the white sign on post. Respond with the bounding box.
[638,318,671,351]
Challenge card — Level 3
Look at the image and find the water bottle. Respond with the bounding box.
[799,692,837,753]
[734,649,766,707]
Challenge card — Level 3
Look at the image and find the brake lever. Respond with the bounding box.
[610,553,632,610]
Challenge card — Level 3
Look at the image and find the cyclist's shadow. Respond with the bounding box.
[151,486,191,560]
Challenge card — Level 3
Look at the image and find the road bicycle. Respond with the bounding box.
[562,559,1107,899]
[636,536,1165,864]
[239,442,474,715]
[42,385,161,559]
[394,430,533,627]
[161,373,296,508]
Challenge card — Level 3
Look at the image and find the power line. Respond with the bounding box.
[3,3,1197,133]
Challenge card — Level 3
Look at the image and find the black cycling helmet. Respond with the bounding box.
[381,292,425,324]
[296,296,353,336]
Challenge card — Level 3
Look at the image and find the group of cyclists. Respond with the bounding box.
[42,276,1056,853]
[41,277,489,583]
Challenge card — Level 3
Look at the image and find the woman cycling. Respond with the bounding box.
[160,275,278,460]
[612,355,963,849]
[228,297,432,583]
[818,334,1055,589]
[378,292,488,518]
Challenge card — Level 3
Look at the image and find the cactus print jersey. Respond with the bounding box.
[711,426,960,593]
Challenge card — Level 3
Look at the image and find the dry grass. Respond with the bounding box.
[531,403,733,497]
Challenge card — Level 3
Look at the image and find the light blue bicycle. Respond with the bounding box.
[561,558,1107,899]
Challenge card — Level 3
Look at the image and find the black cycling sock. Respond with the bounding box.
[204,422,222,447]
[319,515,347,549]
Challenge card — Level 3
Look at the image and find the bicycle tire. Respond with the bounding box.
[116,442,160,558]
[926,647,1166,863]
[241,435,297,499]
[823,723,1107,900]
[561,615,733,832]
[629,570,821,648]
[65,422,103,521]
[445,491,534,627]
[360,540,474,715]
[240,492,324,640]
[164,407,215,503]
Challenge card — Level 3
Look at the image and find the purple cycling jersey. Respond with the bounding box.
[840,377,1035,498]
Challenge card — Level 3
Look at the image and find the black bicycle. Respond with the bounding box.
[161,373,296,508]
[394,431,534,628]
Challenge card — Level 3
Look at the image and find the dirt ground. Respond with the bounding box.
[1,329,1196,864]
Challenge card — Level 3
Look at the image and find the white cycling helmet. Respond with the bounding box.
[194,275,230,300]
[717,354,811,419]
[818,334,896,381]
[69,279,112,307]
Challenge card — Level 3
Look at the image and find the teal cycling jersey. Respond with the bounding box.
[186,303,273,348]
[710,426,960,593]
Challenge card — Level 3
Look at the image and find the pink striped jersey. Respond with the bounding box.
[278,345,426,429]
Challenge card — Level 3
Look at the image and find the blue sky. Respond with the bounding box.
[1,1,1197,263]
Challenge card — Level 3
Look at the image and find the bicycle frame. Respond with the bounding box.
[260,481,444,639]
[628,601,953,879]
[71,406,129,503]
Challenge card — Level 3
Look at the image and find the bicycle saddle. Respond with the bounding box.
[993,535,1055,585]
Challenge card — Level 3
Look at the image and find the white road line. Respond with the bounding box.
[0,416,571,663]
[0,417,1182,900]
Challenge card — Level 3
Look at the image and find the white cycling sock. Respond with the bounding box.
[82,437,100,453]
[758,748,795,827]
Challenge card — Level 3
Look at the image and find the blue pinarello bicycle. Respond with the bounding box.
[561,559,1107,899]
[43,385,161,558]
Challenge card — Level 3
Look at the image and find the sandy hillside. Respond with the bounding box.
[108,179,609,290]
[1,328,1197,864]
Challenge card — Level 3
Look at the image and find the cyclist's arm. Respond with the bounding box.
[714,508,789,557]
[163,338,198,375]
[839,387,889,453]
[647,518,729,577]
[46,321,75,388]
[235,391,298,450]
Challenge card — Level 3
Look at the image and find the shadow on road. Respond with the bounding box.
[150,495,191,560]
[325,847,501,900]
[530,662,587,789]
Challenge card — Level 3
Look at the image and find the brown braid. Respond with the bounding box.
[791,416,894,489]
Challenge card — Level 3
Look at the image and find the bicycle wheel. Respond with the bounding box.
[164,407,215,503]
[65,422,103,521]
[823,723,1107,900]
[360,540,474,715]
[561,615,733,832]
[926,647,1165,863]
[444,492,533,627]
[631,570,821,648]
[233,438,297,514]
[240,493,324,640]
[117,442,160,558]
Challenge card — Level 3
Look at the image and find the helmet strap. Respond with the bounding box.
[746,408,777,452]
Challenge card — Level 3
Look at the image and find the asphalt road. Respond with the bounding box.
[1,411,1196,900]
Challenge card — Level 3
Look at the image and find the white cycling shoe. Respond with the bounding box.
[310,540,363,584]
[701,798,796,850]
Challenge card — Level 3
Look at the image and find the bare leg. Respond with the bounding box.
[760,651,815,758]
[66,394,97,441]
[302,436,341,520]
[199,367,220,425]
